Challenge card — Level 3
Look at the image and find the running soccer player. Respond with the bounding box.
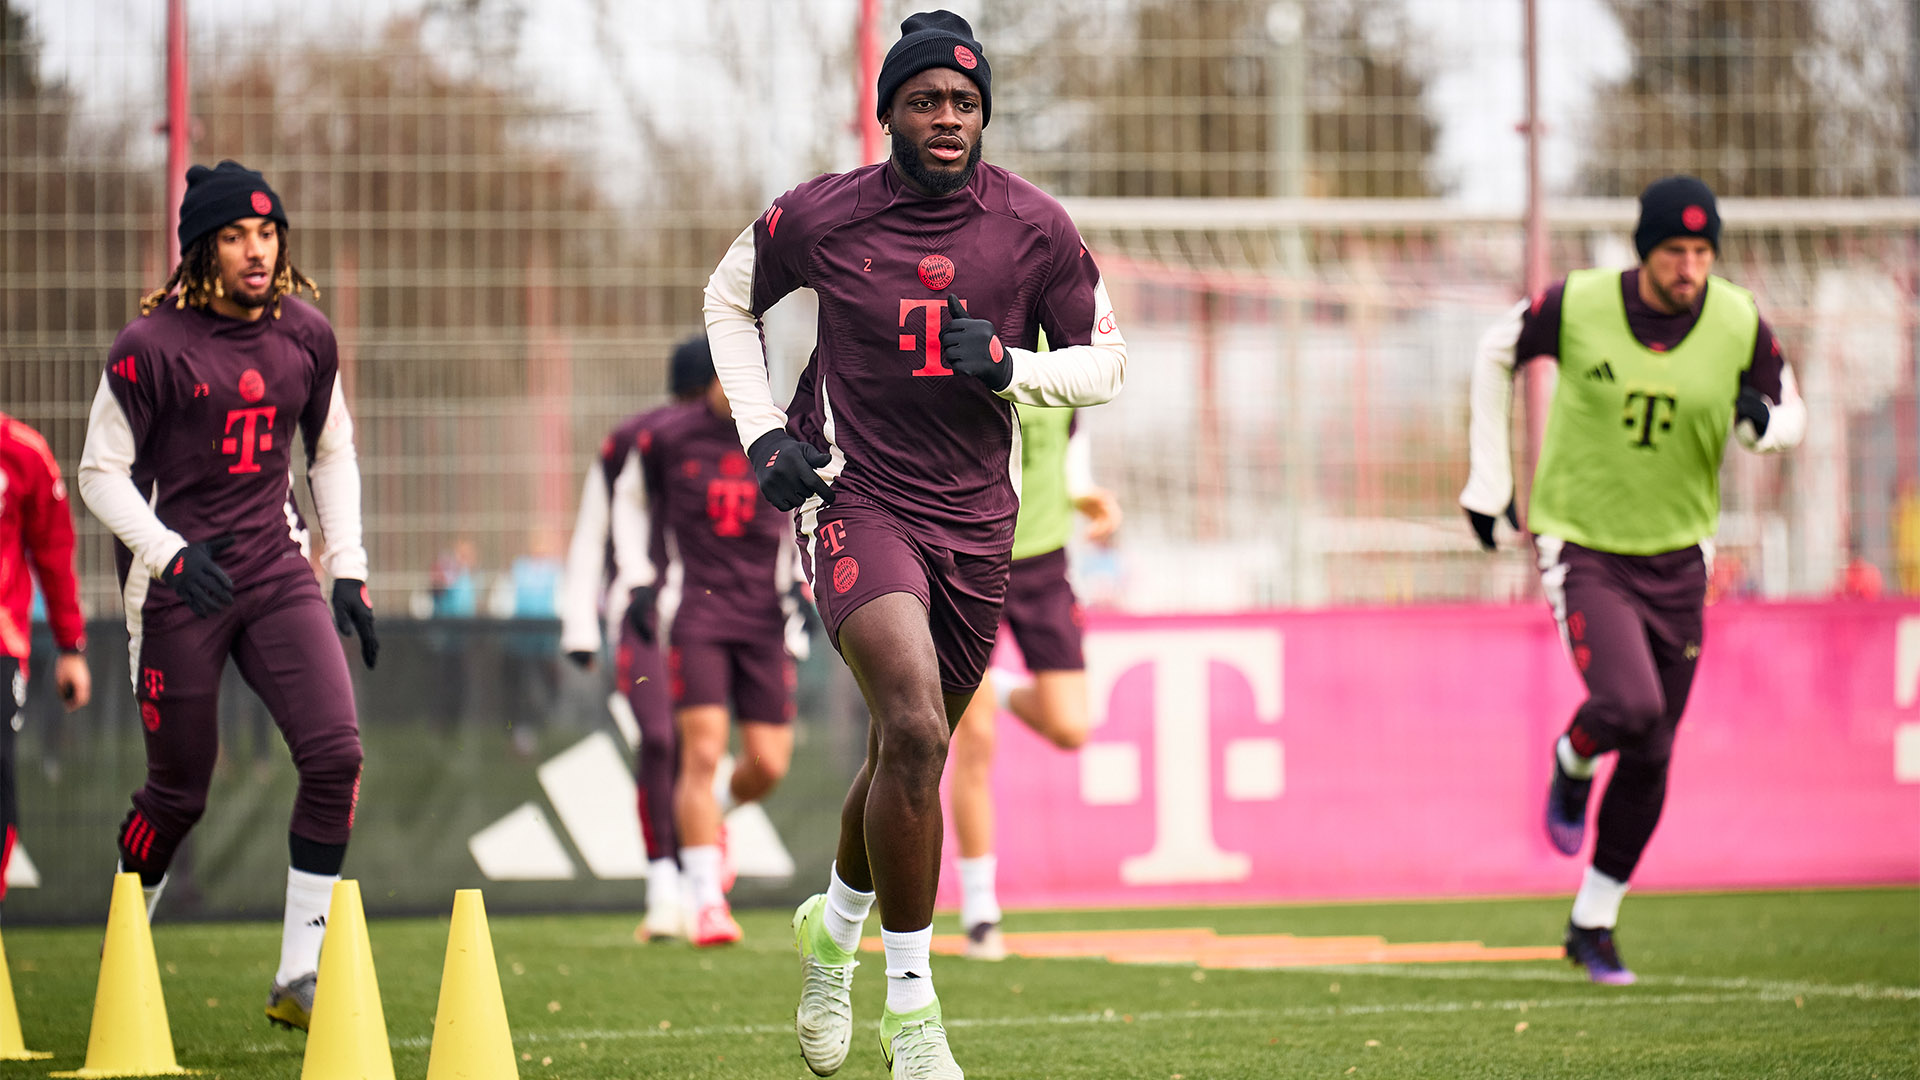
[78,161,376,1030]
[705,11,1126,1076]
[1,412,92,909]
[1461,175,1805,984]
[634,357,805,948]
[560,337,712,942]
[946,403,1119,959]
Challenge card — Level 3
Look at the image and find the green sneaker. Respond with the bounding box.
[264,971,316,1031]
[793,894,858,1076]
[880,1001,964,1079]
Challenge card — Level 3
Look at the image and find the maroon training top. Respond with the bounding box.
[641,401,790,644]
[102,298,340,606]
[750,161,1106,555]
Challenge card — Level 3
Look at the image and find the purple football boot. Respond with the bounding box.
[1565,922,1637,985]
[1546,750,1592,855]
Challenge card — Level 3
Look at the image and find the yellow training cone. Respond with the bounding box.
[300,880,395,1080]
[425,890,517,1080]
[51,872,191,1077]
[0,928,52,1060]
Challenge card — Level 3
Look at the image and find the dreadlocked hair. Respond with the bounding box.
[139,230,320,318]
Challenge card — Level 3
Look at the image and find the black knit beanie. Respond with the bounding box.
[668,335,716,398]
[177,160,287,255]
[1633,175,1720,261]
[876,10,991,127]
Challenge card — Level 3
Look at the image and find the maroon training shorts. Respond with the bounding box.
[1001,546,1085,672]
[802,495,1010,695]
[668,636,796,725]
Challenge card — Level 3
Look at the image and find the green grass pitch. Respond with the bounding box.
[3,888,1914,1078]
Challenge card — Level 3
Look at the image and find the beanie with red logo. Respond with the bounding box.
[177,160,288,255]
[1633,175,1720,261]
[876,10,992,126]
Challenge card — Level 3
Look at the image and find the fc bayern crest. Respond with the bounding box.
[918,254,955,291]
[239,369,266,403]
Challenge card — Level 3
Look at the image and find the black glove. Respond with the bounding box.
[624,584,660,646]
[1466,501,1521,551]
[940,295,1012,392]
[159,536,236,617]
[1735,385,1771,439]
[565,650,596,670]
[331,578,379,669]
[747,430,834,511]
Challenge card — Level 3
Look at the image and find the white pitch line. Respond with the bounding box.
[230,988,1907,1056]
[1303,964,1920,1001]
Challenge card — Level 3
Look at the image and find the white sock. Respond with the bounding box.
[993,672,1030,713]
[120,862,169,922]
[882,925,937,1014]
[958,855,1001,930]
[276,868,337,985]
[1570,865,1630,929]
[683,845,724,908]
[823,863,875,956]
[714,763,740,815]
[646,859,681,911]
[1557,734,1597,780]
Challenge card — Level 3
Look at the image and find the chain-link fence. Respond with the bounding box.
[4,0,1917,616]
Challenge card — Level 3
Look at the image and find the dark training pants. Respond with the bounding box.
[0,656,19,903]
[1540,539,1706,883]
[617,619,678,864]
[122,572,362,881]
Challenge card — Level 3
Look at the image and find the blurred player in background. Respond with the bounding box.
[1461,175,1804,984]
[706,11,1126,1076]
[559,337,712,942]
[946,401,1118,959]
[78,161,376,1031]
[634,349,808,948]
[0,411,92,912]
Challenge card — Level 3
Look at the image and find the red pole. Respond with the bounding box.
[1517,0,1552,533]
[858,0,882,165]
[164,0,189,272]
[1521,0,1548,299]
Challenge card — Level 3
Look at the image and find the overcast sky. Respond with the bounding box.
[19,0,1629,208]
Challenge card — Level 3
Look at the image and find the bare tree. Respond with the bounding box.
[1579,0,1911,197]
[982,0,1440,198]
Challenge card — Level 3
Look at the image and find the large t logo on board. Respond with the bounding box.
[1082,628,1284,884]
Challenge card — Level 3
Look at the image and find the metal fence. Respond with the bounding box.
[3,0,1916,617]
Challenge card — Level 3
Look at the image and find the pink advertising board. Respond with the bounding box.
[941,601,1920,910]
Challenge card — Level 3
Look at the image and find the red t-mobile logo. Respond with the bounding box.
[899,299,953,377]
[221,406,278,474]
[706,477,758,537]
[818,520,848,555]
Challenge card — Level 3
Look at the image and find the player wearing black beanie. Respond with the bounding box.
[142,159,317,320]
[1633,174,1721,261]
[1459,172,1805,988]
[877,10,992,198]
[705,8,1128,1078]
[876,10,991,127]
[84,156,373,1035]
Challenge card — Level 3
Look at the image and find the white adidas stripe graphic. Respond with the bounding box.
[467,694,796,882]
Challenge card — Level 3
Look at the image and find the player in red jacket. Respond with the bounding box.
[0,412,93,905]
